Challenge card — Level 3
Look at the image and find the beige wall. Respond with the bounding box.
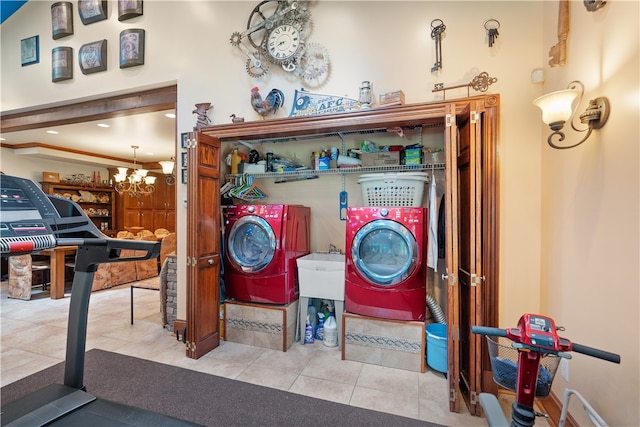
[537,1,639,425]
[1,2,638,424]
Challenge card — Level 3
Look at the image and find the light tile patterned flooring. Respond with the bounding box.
[1,279,489,426]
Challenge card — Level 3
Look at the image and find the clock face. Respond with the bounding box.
[266,25,301,62]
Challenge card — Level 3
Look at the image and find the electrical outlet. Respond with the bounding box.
[560,358,569,382]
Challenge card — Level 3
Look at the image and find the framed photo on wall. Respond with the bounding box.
[21,35,39,66]
[181,168,188,184]
[51,2,73,40]
[78,0,107,25]
[79,39,107,74]
[118,0,143,21]
[181,152,188,167]
[180,133,189,148]
[119,29,145,68]
[52,46,73,82]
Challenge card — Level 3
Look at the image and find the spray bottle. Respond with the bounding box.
[304,315,314,344]
[315,312,325,341]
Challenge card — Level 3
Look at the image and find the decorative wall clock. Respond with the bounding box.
[229,0,330,83]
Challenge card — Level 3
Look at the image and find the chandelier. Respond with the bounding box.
[114,145,157,197]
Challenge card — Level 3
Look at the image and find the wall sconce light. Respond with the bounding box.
[159,158,176,185]
[584,0,606,12]
[533,80,610,149]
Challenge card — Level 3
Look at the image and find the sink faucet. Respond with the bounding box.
[328,244,341,254]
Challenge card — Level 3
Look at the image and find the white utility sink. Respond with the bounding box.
[296,252,345,300]
[296,252,346,348]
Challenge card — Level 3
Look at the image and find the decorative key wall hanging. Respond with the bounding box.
[432,71,498,100]
[549,0,569,67]
[430,19,446,72]
[484,19,500,47]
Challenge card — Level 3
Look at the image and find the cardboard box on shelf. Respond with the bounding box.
[402,148,423,165]
[242,163,266,174]
[403,157,423,166]
[317,156,330,170]
[359,152,400,167]
[379,90,405,106]
[42,172,60,183]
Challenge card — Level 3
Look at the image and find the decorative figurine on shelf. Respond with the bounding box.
[192,102,212,128]
[250,87,285,120]
[359,81,373,109]
[230,114,244,123]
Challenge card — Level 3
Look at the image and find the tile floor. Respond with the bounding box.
[1,279,496,426]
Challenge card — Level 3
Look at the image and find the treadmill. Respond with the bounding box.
[1,175,198,426]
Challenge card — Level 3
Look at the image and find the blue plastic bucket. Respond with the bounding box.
[426,323,448,373]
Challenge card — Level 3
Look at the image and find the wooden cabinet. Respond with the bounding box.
[189,95,500,417]
[116,172,176,232]
[153,175,176,231]
[41,182,116,235]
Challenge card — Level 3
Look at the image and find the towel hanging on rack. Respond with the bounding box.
[427,170,438,271]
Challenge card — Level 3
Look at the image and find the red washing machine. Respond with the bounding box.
[224,204,310,304]
[345,206,427,321]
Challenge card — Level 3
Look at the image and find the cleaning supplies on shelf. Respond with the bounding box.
[323,312,338,347]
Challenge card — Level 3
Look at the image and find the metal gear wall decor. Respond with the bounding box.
[296,42,330,83]
[230,0,330,82]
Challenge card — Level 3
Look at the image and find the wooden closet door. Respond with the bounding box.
[446,100,483,415]
[185,131,221,359]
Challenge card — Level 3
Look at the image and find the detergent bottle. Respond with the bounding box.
[323,312,338,347]
[231,149,241,174]
[304,315,314,344]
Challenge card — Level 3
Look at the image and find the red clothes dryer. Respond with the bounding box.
[344,206,427,321]
[224,204,310,304]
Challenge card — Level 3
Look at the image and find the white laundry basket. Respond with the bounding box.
[358,172,429,207]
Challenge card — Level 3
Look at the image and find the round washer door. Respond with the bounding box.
[227,215,276,273]
[351,219,418,286]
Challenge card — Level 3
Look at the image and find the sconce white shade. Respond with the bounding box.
[533,88,580,125]
[159,160,175,175]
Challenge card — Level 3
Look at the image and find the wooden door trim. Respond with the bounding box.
[480,98,501,394]
[470,100,483,415]
[445,103,462,412]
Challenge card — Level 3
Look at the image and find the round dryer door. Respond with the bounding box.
[351,219,418,286]
[227,215,276,273]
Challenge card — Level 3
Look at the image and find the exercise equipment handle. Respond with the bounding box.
[572,342,621,364]
[471,326,507,337]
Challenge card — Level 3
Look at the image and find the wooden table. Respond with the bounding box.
[37,246,77,299]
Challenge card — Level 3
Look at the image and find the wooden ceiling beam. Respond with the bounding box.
[1,85,177,133]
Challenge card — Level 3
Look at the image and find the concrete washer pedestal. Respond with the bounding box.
[224,300,299,352]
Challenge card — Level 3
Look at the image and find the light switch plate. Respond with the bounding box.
[531,68,545,84]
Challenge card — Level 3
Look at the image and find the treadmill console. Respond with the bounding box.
[1,175,59,255]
